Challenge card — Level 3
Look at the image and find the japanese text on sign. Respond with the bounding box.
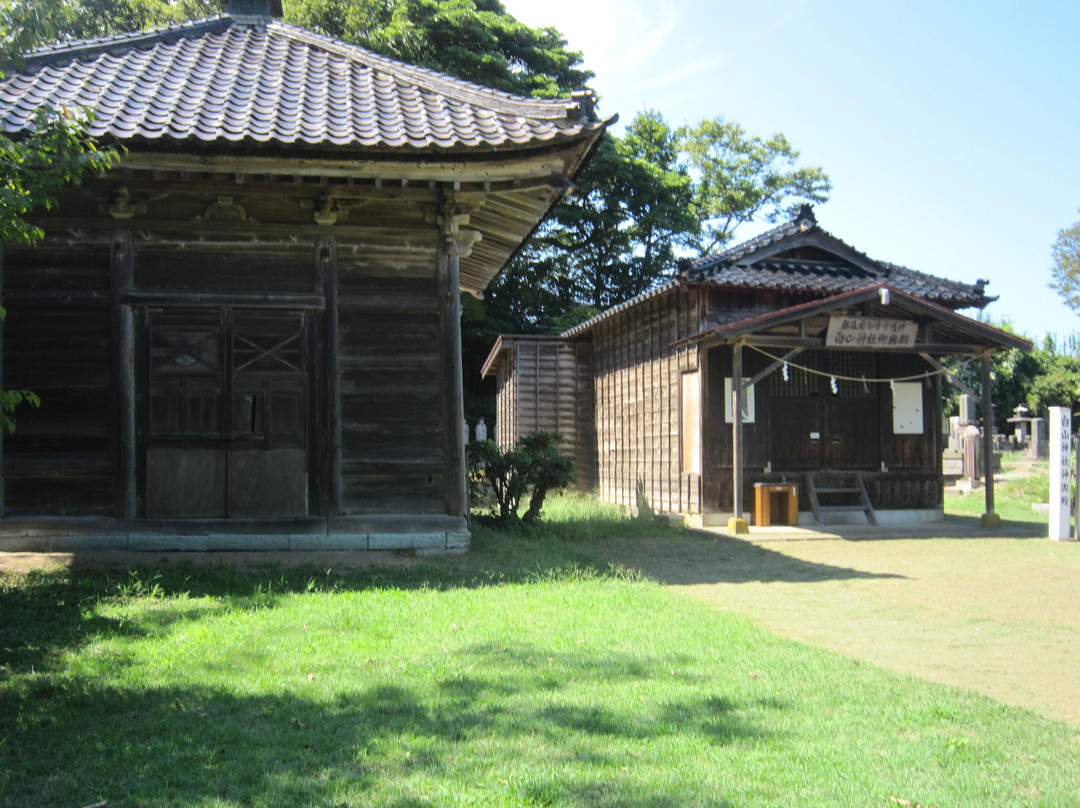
[825,315,918,348]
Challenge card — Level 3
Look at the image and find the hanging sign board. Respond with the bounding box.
[1049,406,1073,541]
[826,316,918,348]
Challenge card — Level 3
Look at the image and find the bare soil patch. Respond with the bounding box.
[590,532,1080,725]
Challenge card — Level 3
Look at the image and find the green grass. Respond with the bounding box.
[2,522,1078,806]
[945,457,1051,526]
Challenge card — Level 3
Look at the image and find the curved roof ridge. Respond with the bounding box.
[266,21,602,123]
[20,14,603,125]
[684,217,886,279]
[22,16,230,67]
[1,15,609,151]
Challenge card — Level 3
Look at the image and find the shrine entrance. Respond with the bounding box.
[141,307,312,518]
[768,350,880,471]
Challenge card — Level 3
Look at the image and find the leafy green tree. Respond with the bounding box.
[678,117,831,253]
[1022,335,1080,423]
[942,318,1042,432]
[491,110,696,324]
[1050,213,1080,314]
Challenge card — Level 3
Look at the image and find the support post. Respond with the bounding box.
[728,342,748,534]
[111,230,137,520]
[318,236,343,520]
[979,354,1000,527]
[439,202,468,519]
[0,243,5,515]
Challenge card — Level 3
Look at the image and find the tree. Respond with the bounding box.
[490,110,697,325]
[941,318,1043,432]
[0,2,120,431]
[678,117,831,253]
[1050,213,1080,313]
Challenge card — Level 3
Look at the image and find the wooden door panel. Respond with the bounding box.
[227,449,307,518]
[769,399,823,470]
[145,448,226,517]
[825,398,879,469]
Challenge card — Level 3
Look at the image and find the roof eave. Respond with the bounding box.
[686,284,1032,353]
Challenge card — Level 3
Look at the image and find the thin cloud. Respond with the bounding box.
[603,2,680,73]
[772,0,811,30]
[639,55,730,89]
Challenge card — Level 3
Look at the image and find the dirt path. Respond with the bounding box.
[591,532,1080,726]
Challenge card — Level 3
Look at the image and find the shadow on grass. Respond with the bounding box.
[581,533,909,586]
[1,647,757,807]
[941,512,1047,538]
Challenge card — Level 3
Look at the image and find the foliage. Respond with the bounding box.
[301,0,592,99]
[468,431,574,525]
[678,116,832,253]
[944,326,1080,430]
[1049,212,1080,313]
[945,454,1050,526]
[0,0,215,48]
[0,107,119,245]
[941,318,1042,431]
[1024,337,1080,422]
[491,109,829,329]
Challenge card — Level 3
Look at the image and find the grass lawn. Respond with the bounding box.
[3,505,1079,807]
[944,453,1051,527]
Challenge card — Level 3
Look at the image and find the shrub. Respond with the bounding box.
[468,431,574,526]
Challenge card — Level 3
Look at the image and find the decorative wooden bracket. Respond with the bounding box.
[430,200,482,258]
[193,196,253,223]
[106,187,147,220]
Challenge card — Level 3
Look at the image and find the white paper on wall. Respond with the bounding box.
[892,382,924,434]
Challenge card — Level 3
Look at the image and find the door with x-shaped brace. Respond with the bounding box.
[142,307,309,518]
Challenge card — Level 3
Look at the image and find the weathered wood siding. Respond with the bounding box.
[1,178,467,523]
[591,289,700,514]
[704,346,942,512]
[494,358,516,450]
[3,241,115,515]
[335,230,448,516]
[491,338,594,488]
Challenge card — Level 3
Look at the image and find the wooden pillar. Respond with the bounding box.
[0,243,5,515]
[980,354,999,526]
[729,341,748,533]
[438,205,467,518]
[111,230,137,520]
[317,236,343,518]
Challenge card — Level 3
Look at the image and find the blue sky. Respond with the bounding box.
[502,0,1080,344]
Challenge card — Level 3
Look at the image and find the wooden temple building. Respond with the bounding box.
[484,207,1031,529]
[0,0,608,551]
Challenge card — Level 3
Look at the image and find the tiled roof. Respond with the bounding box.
[562,208,996,338]
[697,258,991,308]
[682,209,993,310]
[0,15,605,152]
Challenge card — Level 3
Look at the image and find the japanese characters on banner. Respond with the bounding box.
[1048,406,1073,541]
[825,315,918,348]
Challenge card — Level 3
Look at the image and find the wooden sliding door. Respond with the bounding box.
[142,307,310,518]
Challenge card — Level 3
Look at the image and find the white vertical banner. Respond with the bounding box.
[1049,406,1073,541]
